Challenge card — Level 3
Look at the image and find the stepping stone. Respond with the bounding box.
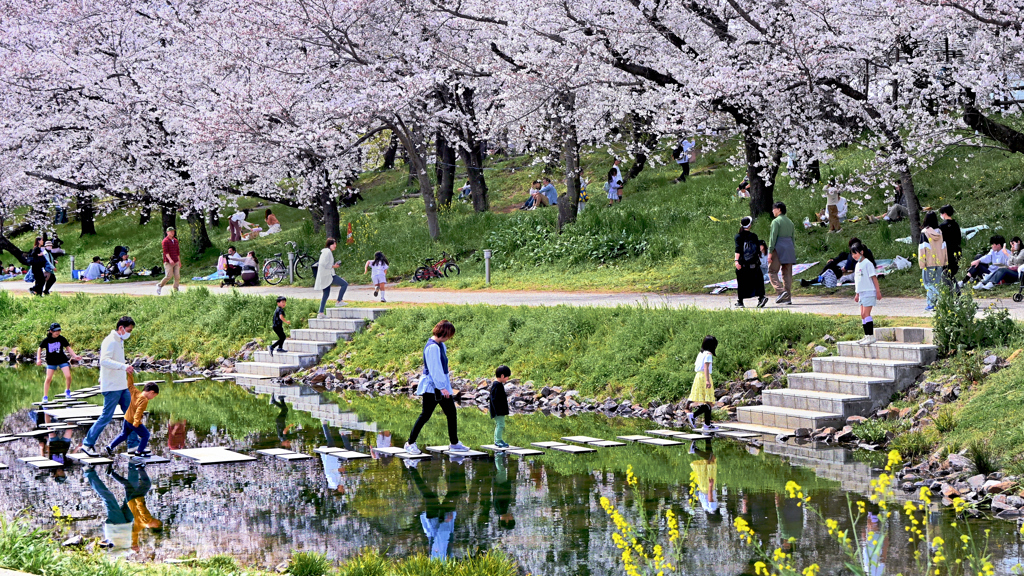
[211,377,235,382]
[0,436,19,444]
[314,446,345,455]
[395,452,432,460]
[0,463,7,470]
[481,445,521,452]
[561,436,604,443]
[646,429,685,438]
[256,449,312,461]
[531,441,567,448]
[506,448,544,456]
[589,440,626,447]
[637,438,683,446]
[129,455,170,465]
[617,435,653,442]
[425,446,453,453]
[18,456,49,463]
[446,450,487,457]
[372,447,408,456]
[26,459,63,469]
[42,424,78,431]
[74,420,97,426]
[549,444,596,454]
[330,450,370,460]
[676,434,713,440]
[172,378,202,384]
[15,430,52,438]
[67,454,113,465]
[171,448,256,465]
[717,431,761,439]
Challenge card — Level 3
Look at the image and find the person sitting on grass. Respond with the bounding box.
[457,180,472,201]
[960,235,1012,290]
[114,253,136,278]
[867,180,909,223]
[82,256,110,281]
[973,236,1023,290]
[539,178,558,206]
[519,180,542,210]
[104,376,159,462]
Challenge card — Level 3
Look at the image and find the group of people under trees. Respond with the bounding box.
[227,208,283,242]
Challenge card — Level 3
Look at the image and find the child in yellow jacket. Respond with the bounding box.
[105,375,159,459]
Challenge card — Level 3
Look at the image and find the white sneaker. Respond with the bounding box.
[317,313,326,319]
[973,281,986,290]
[701,424,720,433]
[335,301,348,307]
[685,412,696,429]
[404,442,421,455]
[380,297,386,302]
[980,282,994,290]
[156,285,162,295]
[862,335,877,345]
[449,442,470,452]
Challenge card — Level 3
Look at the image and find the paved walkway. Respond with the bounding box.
[2,279,1021,319]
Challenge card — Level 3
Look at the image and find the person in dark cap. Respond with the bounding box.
[939,205,962,284]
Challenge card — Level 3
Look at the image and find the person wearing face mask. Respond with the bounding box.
[79,316,139,457]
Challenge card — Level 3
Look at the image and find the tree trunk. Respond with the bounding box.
[627,114,658,180]
[0,234,29,265]
[963,106,1024,154]
[161,206,177,234]
[391,123,440,239]
[209,209,220,228]
[459,146,490,212]
[186,211,213,258]
[743,131,778,217]
[139,205,152,226]
[558,122,582,231]
[320,166,341,242]
[899,169,921,241]
[435,134,456,208]
[77,192,96,236]
[381,133,399,170]
[407,150,417,187]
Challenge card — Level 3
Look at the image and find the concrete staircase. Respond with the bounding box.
[723,327,938,435]
[762,441,878,497]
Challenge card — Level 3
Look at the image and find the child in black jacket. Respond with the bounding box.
[489,366,511,448]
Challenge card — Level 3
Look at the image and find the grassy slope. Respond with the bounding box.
[11,138,1023,296]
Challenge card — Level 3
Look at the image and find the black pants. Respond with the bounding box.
[693,404,713,426]
[271,325,286,351]
[30,266,45,294]
[408,392,459,444]
[678,163,690,181]
[43,272,56,294]
[735,264,764,301]
[964,262,990,280]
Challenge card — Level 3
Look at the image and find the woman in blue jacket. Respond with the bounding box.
[404,320,468,455]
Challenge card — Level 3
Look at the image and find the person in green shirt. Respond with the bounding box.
[767,202,796,305]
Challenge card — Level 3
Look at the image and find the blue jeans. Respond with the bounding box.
[923,266,943,308]
[84,389,139,450]
[985,267,1019,286]
[85,468,133,526]
[319,275,348,313]
[109,421,150,454]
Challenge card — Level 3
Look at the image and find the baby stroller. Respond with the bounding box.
[219,254,243,288]
[1014,273,1024,303]
[107,246,132,279]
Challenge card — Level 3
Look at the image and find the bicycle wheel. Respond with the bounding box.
[263,260,286,285]
[443,263,460,277]
[294,254,314,280]
[414,267,431,282]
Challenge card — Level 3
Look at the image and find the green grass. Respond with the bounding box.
[13,136,1023,296]
[0,518,517,576]
[0,290,319,365]
[944,359,1024,465]
[340,304,864,401]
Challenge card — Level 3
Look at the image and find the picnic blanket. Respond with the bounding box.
[896,224,990,244]
[704,262,818,291]
[192,271,228,282]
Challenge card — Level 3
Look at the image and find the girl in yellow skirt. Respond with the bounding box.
[686,335,720,433]
[690,441,719,515]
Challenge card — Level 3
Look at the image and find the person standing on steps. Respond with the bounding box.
[851,243,881,345]
[489,365,511,448]
[79,316,139,457]
[686,335,720,434]
[156,227,180,295]
[918,211,947,311]
[37,323,82,402]
[767,202,796,305]
[734,216,767,308]
[939,204,962,286]
[268,296,291,356]
[314,238,348,318]
[404,320,468,455]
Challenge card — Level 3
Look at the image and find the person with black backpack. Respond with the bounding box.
[734,217,768,308]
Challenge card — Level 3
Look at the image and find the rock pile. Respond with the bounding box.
[896,453,1022,518]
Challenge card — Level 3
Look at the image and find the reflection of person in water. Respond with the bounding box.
[125,465,161,551]
[85,466,134,550]
[166,418,187,450]
[32,411,73,482]
[493,455,516,529]
[409,458,466,559]
[690,440,719,515]
[860,512,888,576]
[271,395,293,449]
[319,451,346,494]
[776,490,805,553]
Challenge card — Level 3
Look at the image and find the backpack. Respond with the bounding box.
[741,239,759,266]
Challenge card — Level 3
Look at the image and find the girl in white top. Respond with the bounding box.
[687,336,720,432]
[851,243,881,345]
[364,251,390,302]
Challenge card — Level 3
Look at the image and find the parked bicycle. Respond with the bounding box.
[263,241,316,285]
[414,251,460,281]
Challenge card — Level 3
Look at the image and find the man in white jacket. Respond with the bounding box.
[80,316,138,456]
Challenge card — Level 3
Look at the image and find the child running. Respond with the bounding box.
[851,242,881,345]
[604,168,619,207]
[269,296,291,356]
[104,375,159,463]
[687,335,720,433]
[489,365,511,448]
[36,323,82,402]
[364,251,390,302]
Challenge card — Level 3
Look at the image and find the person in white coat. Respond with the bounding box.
[314,238,348,318]
[79,316,138,456]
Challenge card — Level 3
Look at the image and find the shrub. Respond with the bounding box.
[967,440,1000,476]
[934,286,1017,354]
[935,406,958,433]
[891,429,937,458]
[288,551,331,576]
[851,418,911,445]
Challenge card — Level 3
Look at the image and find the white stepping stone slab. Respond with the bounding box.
[425,446,453,453]
[18,456,49,463]
[589,440,626,447]
[646,430,685,438]
[506,448,544,456]
[256,449,312,461]
[14,430,52,438]
[172,378,202,384]
[315,446,345,455]
[67,454,113,465]
[331,450,370,460]
[676,434,713,440]
[42,424,78,431]
[172,448,256,464]
[637,438,683,446]
[395,452,432,460]
[617,435,653,442]
[19,456,63,469]
[481,445,521,452]
[129,454,170,465]
[0,436,19,444]
[372,447,408,455]
[549,444,596,454]
[43,406,119,419]
[447,450,487,457]
[562,436,604,443]
[0,463,7,470]
[717,431,761,439]
[531,441,567,448]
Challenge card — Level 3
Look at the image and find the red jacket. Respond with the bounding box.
[162,236,180,263]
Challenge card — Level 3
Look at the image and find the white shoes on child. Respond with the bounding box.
[974,281,994,291]
[404,442,421,455]
[857,335,877,345]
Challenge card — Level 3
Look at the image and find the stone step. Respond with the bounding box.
[717,422,794,435]
[234,374,277,388]
[786,372,895,399]
[737,405,845,431]
[837,341,938,364]
[812,356,922,385]
[282,339,336,355]
[252,351,320,367]
[236,362,301,377]
[290,328,352,343]
[264,384,322,397]
[876,327,934,345]
[308,317,365,332]
[762,442,858,464]
[326,308,388,320]
[762,388,873,417]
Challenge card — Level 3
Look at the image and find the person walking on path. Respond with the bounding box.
[918,211,947,311]
[42,240,57,294]
[686,336,720,433]
[314,238,349,318]
[939,204,962,285]
[825,179,842,234]
[36,323,82,402]
[671,137,694,183]
[734,216,767,308]
[852,243,881,345]
[156,227,180,295]
[768,202,796,305]
[28,237,47,296]
[489,365,511,448]
[79,316,139,457]
[404,320,469,455]
[364,251,389,303]
[104,377,159,462]
[268,296,291,356]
